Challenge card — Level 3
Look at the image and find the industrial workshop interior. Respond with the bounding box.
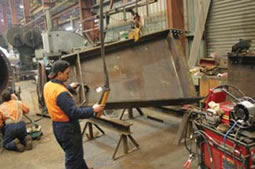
[0,0,255,169]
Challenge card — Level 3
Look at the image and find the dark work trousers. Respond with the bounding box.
[3,121,27,151]
[53,120,88,169]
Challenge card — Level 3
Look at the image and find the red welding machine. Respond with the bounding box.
[205,86,255,128]
[188,85,255,169]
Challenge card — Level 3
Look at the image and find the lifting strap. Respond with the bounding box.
[98,0,111,105]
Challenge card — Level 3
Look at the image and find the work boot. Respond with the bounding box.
[25,135,32,150]
[14,139,25,152]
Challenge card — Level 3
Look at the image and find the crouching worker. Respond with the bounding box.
[0,90,32,152]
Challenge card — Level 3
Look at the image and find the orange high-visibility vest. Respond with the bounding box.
[0,100,29,126]
[43,81,71,122]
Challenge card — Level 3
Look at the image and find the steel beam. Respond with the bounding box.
[89,117,131,133]
[103,97,202,109]
[83,0,156,22]
[51,3,79,21]
[188,0,211,68]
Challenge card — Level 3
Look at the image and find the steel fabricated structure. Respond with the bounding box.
[61,29,200,109]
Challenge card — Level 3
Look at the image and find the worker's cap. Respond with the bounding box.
[48,60,70,79]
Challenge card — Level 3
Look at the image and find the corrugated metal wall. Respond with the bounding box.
[206,0,255,56]
[104,0,167,42]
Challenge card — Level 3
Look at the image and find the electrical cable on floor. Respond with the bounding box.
[24,111,45,125]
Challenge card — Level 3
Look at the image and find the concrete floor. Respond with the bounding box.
[0,81,198,169]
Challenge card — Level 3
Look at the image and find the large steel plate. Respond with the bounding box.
[62,29,200,109]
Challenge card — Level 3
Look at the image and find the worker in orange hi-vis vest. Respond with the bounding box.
[43,60,105,169]
[0,90,32,152]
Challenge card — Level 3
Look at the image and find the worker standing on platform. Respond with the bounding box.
[0,90,32,152]
[43,60,105,169]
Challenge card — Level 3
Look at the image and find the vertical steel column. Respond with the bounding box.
[9,0,18,25]
[79,0,98,42]
[23,0,30,24]
[0,16,3,33]
[166,0,185,52]
[166,0,184,29]
[2,0,8,31]
[45,9,52,30]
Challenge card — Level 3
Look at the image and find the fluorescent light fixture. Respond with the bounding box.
[65,26,73,31]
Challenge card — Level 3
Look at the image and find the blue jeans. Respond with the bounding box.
[53,120,88,169]
[3,121,27,151]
